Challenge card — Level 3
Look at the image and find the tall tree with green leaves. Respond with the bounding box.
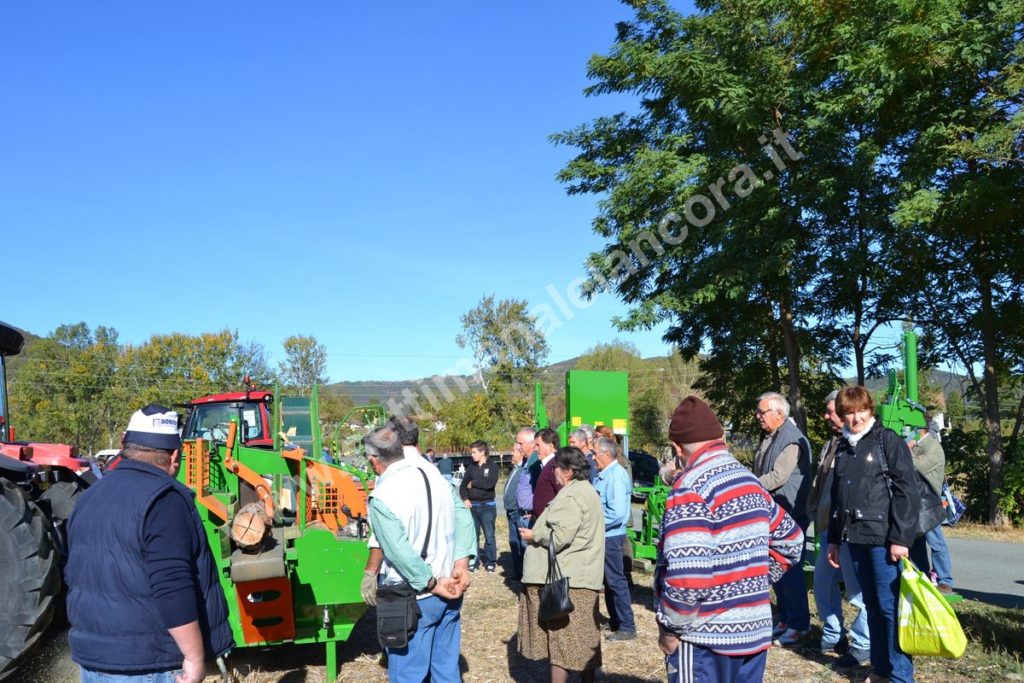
[883,0,1024,524]
[456,296,549,434]
[278,335,329,393]
[553,0,862,432]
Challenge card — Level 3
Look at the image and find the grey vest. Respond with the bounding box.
[504,464,523,512]
[757,419,812,527]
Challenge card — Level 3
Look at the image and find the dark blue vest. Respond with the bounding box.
[67,459,234,672]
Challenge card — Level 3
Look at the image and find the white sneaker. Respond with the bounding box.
[774,628,809,646]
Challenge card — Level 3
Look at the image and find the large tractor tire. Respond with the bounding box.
[0,479,59,681]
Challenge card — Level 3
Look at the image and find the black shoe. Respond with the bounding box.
[606,630,637,641]
[833,635,850,655]
[834,647,871,669]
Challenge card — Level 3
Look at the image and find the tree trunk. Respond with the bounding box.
[778,294,806,433]
[979,274,1008,526]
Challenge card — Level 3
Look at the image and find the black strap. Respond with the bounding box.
[416,468,432,560]
[545,532,563,583]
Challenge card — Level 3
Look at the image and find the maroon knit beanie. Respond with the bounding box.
[668,396,724,444]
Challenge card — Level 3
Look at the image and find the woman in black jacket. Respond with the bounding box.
[827,386,921,683]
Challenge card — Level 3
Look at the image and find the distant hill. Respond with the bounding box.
[323,355,585,406]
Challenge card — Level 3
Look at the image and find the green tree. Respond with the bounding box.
[456,296,549,434]
[278,335,329,393]
[433,392,506,452]
[552,0,863,433]
[884,0,1024,524]
[8,323,121,453]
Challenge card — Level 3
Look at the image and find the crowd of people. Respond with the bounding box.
[61,386,956,683]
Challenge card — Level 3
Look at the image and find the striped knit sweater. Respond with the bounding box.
[655,440,804,656]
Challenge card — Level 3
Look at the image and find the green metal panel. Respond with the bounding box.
[564,370,630,436]
[292,529,369,606]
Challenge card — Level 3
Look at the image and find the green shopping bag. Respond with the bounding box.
[898,559,967,658]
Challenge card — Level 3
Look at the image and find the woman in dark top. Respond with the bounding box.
[827,386,921,683]
[460,440,499,572]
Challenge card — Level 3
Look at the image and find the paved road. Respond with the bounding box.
[945,535,1024,608]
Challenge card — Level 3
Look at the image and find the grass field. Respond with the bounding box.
[217,515,1024,683]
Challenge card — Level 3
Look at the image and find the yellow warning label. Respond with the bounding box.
[612,419,628,434]
[571,416,582,427]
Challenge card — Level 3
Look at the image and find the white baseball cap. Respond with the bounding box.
[123,404,182,451]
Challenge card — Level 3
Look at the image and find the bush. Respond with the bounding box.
[943,427,989,521]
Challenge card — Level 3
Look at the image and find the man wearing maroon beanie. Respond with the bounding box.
[655,397,803,683]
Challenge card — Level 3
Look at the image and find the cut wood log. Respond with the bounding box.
[232,502,272,549]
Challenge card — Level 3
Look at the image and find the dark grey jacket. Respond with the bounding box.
[755,419,812,527]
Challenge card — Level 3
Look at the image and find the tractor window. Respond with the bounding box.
[183,402,265,443]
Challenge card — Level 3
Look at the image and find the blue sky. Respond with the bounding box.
[1,1,700,381]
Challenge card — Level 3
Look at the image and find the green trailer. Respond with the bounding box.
[178,385,372,681]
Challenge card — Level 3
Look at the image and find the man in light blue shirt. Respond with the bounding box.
[514,427,539,524]
[594,436,636,640]
[363,425,477,683]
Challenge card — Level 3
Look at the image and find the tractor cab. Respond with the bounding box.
[183,390,275,448]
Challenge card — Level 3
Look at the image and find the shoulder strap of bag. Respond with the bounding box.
[416,467,432,560]
[875,429,894,498]
[546,539,563,583]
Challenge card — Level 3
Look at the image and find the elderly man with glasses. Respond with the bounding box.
[753,391,812,647]
[506,427,536,581]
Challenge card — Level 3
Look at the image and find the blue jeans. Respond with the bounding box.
[603,534,635,633]
[926,525,953,587]
[774,530,810,631]
[470,502,497,568]
[507,510,527,580]
[387,594,463,683]
[666,640,766,683]
[813,533,870,651]
[848,544,915,683]
[81,669,181,682]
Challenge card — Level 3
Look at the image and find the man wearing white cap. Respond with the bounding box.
[66,404,233,683]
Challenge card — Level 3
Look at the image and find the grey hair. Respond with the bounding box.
[570,427,592,445]
[516,427,536,441]
[757,391,790,418]
[579,424,596,441]
[363,426,403,465]
[596,437,617,459]
[825,389,840,405]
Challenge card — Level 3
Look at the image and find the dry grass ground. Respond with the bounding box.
[211,515,1024,683]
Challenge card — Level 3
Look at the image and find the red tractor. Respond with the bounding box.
[0,321,91,680]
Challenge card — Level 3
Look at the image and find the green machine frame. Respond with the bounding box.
[180,385,372,681]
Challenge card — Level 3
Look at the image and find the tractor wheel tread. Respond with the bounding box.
[0,480,60,681]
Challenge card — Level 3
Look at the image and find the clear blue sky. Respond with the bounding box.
[2,1,699,381]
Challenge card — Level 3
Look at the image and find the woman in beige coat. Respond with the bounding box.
[517,446,605,683]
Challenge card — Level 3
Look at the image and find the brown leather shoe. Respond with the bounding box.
[938,584,955,595]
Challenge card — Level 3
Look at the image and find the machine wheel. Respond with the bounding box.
[0,479,59,681]
[38,480,84,561]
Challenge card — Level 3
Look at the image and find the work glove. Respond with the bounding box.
[361,571,378,606]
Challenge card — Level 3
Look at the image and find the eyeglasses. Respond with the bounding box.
[754,408,779,417]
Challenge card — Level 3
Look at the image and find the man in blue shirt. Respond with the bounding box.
[593,436,636,640]
[504,429,533,580]
[514,427,539,526]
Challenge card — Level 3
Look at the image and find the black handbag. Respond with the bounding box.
[376,468,432,649]
[876,432,947,537]
[538,539,574,622]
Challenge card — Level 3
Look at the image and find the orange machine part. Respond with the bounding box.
[305,460,369,531]
[234,576,296,644]
[182,439,228,523]
[222,421,275,518]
